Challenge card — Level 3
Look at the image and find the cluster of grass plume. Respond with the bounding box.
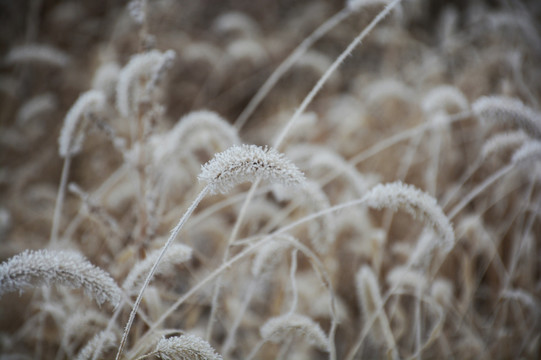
[0,0,540,359]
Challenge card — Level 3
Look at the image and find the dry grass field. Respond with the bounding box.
[0,0,540,359]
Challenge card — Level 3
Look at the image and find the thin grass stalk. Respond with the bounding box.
[316,112,471,190]
[273,0,402,150]
[115,185,211,360]
[207,0,402,343]
[441,157,483,209]
[414,286,422,358]
[141,202,350,354]
[50,156,71,245]
[426,126,442,196]
[234,7,352,130]
[139,183,448,359]
[245,339,266,360]
[91,305,121,360]
[184,185,272,230]
[276,337,294,360]
[348,111,471,166]
[62,163,129,241]
[205,178,261,341]
[502,183,538,291]
[288,249,299,314]
[221,277,258,356]
[440,178,529,338]
[448,163,514,219]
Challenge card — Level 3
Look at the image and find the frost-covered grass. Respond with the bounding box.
[0,0,540,359]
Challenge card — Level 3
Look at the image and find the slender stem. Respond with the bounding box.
[92,305,122,360]
[328,315,338,360]
[115,185,210,360]
[62,163,129,241]
[134,351,157,360]
[141,198,357,346]
[234,7,352,130]
[272,0,402,150]
[348,111,470,167]
[221,277,258,356]
[441,157,483,209]
[50,156,71,246]
[205,179,261,341]
[246,339,266,360]
[288,249,299,314]
[448,164,513,220]
[503,182,538,290]
[276,337,293,360]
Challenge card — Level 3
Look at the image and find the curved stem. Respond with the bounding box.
[234,7,352,130]
[272,0,402,150]
[246,339,266,360]
[50,156,71,246]
[448,164,513,220]
[221,277,258,356]
[205,179,261,341]
[115,185,210,360]
[288,249,299,314]
[139,197,362,348]
[441,156,483,209]
[62,163,129,241]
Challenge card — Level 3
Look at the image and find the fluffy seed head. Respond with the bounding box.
[16,93,57,125]
[154,334,223,360]
[5,44,70,67]
[116,50,172,118]
[251,234,292,277]
[260,313,329,351]
[482,131,530,159]
[59,90,106,158]
[363,181,455,253]
[75,330,117,360]
[122,243,192,292]
[0,249,121,306]
[472,95,541,137]
[422,85,469,115]
[198,144,305,194]
[152,110,240,163]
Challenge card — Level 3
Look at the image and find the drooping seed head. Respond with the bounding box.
[0,249,121,306]
[154,334,223,360]
[363,181,455,253]
[472,95,541,137]
[59,90,106,158]
[260,313,329,351]
[198,144,305,194]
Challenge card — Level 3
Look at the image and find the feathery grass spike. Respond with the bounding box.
[482,131,530,159]
[198,144,305,194]
[472,95,541,137]
[260,313,329,351]
[154,334,223,360]
[0,249,121,306]
[153,110,240,162]
[123,243,192,292]
[59,90,106,158]
[251,234,292,277]
[75,330,117,360]
[363,181,455,253]
[116,50,168,118]
[5,44,70,67]
[421,85,469,114]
